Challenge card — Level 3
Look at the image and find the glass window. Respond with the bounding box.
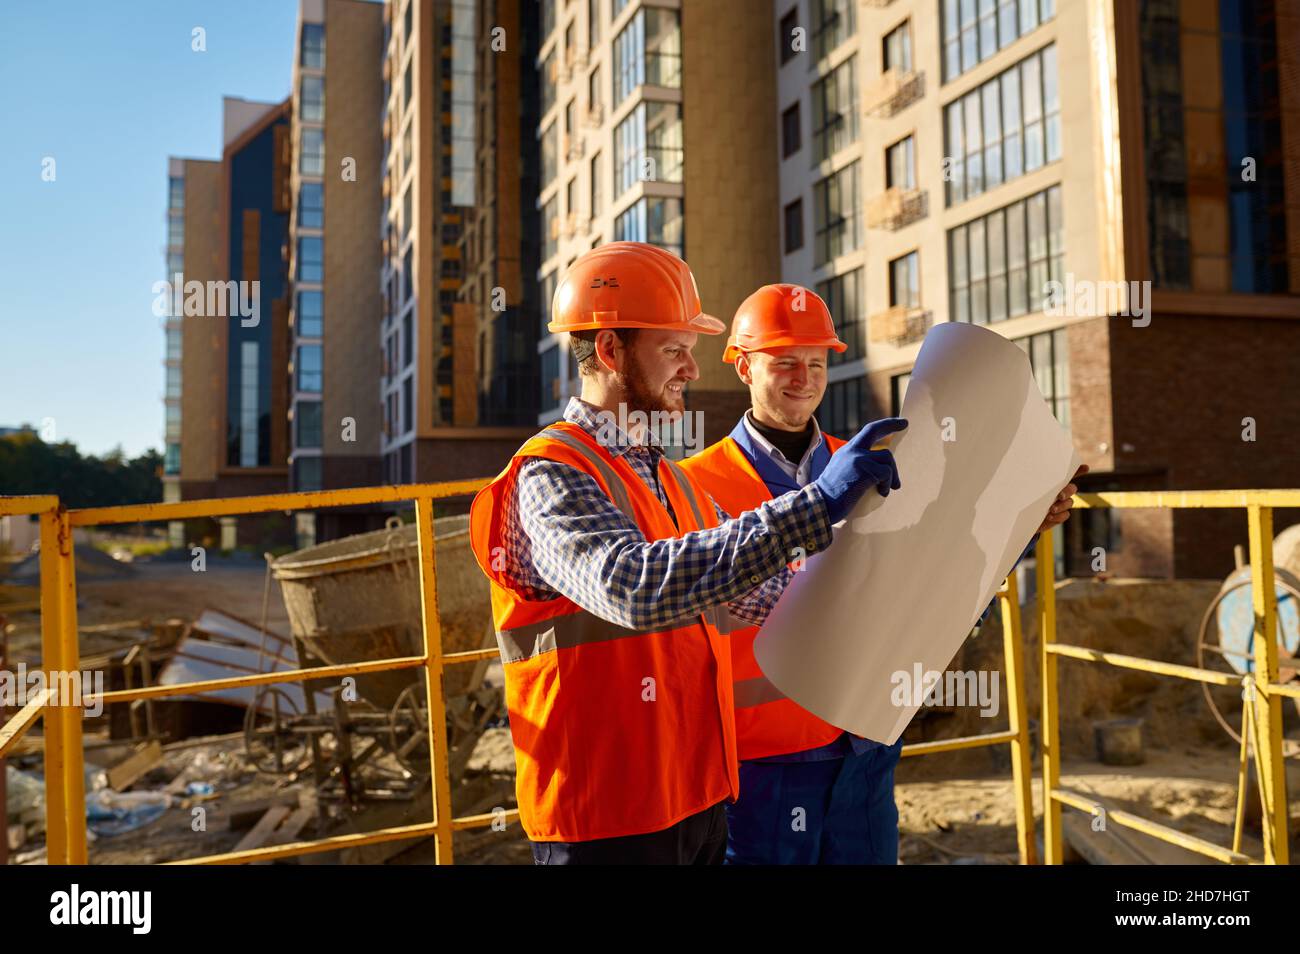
[541,50,556,115]
[301,23,324,69]
[590,150,602,216]
[294,456,322,491]
[403,247,414,302]
[812,161,860,266]
[297,344,322,392]
[945,101,965,205]
[613,101,682,196]
[779,7,799,65]
[987,208,1007,322]
[811,56,858,164]
[588,65,601,113]
[886,135,914,190]
[541,121,558,187]
[168,215,184,247]
[883,21,911,72]
[613,197,683,259]
[301,74,324,123]
[1002,65,1022,180]
[300,129,324,175]
[296,401,322,448]
[1006,199,1028,317]
[403,312,413,367]
[297,291,323,336]
[404,61,413,114]
[589,0,601,48]
[942,0,961,79]
[982,79,1002,189]
[969,218,987,324]
[817,268,865,365]
[782,102,801,159]
[784,199,804,253]
[820,375,865,435]
[403,375,413,434]
[1042,44,1061,162]
[890,372,911,416]
[811,0,855,61]
[298,182,323,230]
[889,251,919,308]
[168,176,184,210]
[297,237,323,282]
[542,195,559,262]
[1047,184,1064,285]
[944,44,1055,206]
[1026,190,1049,310]
[613,7,681,107]
[943,0,1053,81]
[949,224,970,323]
[1022,53,1044,171]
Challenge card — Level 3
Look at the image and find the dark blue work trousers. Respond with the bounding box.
[724,739,903,864]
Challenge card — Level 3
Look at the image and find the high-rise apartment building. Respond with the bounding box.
[534,0,781,444]
[380,0,523,483]
[287,0,386,540]
[774,0,1300,578]
[168,97,292,548]
[459,0,542,431]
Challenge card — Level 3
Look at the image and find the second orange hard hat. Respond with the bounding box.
[723,283,848,363]
[548,241,726,335]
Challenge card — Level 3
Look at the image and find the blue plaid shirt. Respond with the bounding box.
[500,398,833,630]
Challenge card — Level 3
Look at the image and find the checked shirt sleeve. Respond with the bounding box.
[507,458,832,631]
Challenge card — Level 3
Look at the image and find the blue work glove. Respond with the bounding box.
[813,417,908,524]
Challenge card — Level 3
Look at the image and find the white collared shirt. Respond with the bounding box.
[740,410,824,487]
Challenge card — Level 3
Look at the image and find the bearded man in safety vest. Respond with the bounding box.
[680,284,1084,865]
[468,245,910,864]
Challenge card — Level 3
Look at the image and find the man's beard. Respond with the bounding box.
[616,350,685,417]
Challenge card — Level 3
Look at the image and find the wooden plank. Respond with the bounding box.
[1062,813,1151,865]
[232,804,291,853]
[251,805,316,866]
[107,740,163,791]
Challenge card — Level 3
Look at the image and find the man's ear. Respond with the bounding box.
[734,352,754,386]
[594,329,622,374]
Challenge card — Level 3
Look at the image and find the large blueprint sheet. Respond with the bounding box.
[754,322,1082,744]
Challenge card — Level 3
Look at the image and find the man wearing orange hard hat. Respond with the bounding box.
[680,284,1083,864]
[468,245,910,864]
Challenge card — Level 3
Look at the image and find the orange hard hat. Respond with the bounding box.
[723,283,848,363]
[548,241,726,335]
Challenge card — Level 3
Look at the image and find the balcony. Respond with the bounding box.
[586,103,604,127]
[563,133,585,162]
[865,68,924,118]
[561,211,590,238]
[866,187,927,230]
[565,45,588,72]
[869,305,931,346]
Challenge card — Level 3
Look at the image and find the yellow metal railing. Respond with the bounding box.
[1037,490,1299,865]
[2,485,1044,865]
[898,571,1039,864]
[0,483,523,866]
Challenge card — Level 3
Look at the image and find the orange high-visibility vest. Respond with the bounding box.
[468,422,740,842]
[679,432,847,761]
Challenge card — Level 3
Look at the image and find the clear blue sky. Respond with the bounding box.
[0,1,299,458]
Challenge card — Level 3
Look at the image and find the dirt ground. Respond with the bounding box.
[6,565,1299,865]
